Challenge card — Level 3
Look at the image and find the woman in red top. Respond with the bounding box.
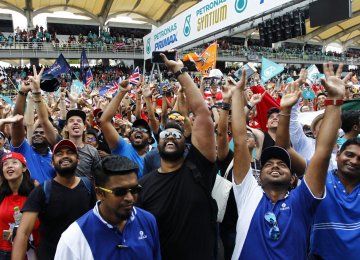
[0,152,37,259]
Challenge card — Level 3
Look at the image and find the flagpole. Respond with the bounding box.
[7,77,19,93]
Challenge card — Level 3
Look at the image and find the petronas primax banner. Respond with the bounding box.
[143,0,293,59]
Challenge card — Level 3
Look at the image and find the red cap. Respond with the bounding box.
[93,108,102,118]
[52,139,78,156]
[2,152,27,166]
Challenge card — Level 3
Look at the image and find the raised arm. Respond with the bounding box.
[276,69,307,177]
[217,81,232,161]
[99,80,130,150]
[232,70,252,184]
[305,63,350,197]
[143,83,160,134]
[11,81,32,147]
[161,54,216,162]
[29,66,57,146]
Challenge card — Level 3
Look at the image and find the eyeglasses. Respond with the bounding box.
[168,114,185,121]
[264,212,280,240]
[159,130,183,140]
[86,137,97,142]
[97,185,142,197]
[246,133,256,139]
[131,127,148,133]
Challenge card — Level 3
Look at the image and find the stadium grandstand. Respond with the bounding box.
[0,1,359,259]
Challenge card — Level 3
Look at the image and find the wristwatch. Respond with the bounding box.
[173,67,188,78]
[324,99,343,106]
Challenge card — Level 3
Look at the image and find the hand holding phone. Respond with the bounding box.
[152,51,177,64]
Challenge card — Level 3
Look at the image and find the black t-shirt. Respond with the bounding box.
[262,132,275,151]
[137,145,217,260]
[22,179,96,260]
[97,132,111,154]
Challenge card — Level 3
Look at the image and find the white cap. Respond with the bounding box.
[205,69,223,79]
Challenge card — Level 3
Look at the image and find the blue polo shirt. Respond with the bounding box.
[54,202,161,260]
[10,139,55,183]
[310,170,360,259]
[232,169,324,260]
[112,137,144,178]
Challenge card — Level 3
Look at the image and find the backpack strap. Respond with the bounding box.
[80,176,92,195]
[42,179,52,205]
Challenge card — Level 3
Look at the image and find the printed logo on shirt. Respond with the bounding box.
[138,231,147,240]
[280,203,290,211]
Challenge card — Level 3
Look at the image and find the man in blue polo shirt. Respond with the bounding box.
[10,76,55,183]
[309,137,360,259]
[231,63,348,259]
[54,155,160,260]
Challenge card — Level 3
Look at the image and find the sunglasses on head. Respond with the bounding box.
[168,114,185,121]
[131,127,148,133]
[264,212,280,240]
[97,185,142,197]
[159,130,183,140]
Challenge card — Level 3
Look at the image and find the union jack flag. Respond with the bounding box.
[108,78,121,96]
[128,66,140,86]
[85,68,93,90]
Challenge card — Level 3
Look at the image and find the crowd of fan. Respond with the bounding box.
[0,56,359,259]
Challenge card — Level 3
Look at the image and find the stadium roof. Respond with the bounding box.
[0,0,359,47]
[0,0,201,25]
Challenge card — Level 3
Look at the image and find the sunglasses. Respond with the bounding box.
[246,133,256,139]
[131,127,148,133]
[97,185,142,197]
[159,130,183,140]
[86,137,97,142]
[264,212,280,240]
[168,114,185,121]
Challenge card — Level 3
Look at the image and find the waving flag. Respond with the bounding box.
[183,42,217,76]
[80,48,90,85]
[129,66,140,86]
[260,57,284,83]
[0,66,7,85]
[42,54,72,80]
[306,64,320,84]
[85,68,93,90]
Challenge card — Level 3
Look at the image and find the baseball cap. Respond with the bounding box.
[52,139,78,156]
[40,78,61,92]
[1,152,31,177]
[132,119,155,144]
[204,69,223,79]
[260,146,291,170]
[93,108,102,118]
[66,109,86,123]
[101,155,139,174]
[267,107,280,119]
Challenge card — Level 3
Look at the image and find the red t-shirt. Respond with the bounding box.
[0,194,40,251]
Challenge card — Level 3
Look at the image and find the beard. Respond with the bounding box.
[54,161,78,177]
[130,138,148,150]
[158,142,185,162]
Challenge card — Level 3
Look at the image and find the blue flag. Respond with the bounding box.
[80,48,89,85]
[99,85,113,96]
[261,57,284,83]
[42,54,71,80]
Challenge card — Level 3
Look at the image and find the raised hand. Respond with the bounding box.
[321,62,351,99]
[6,114,24,123]
[232,70,246,93]
[280,81,302,109]
[20,80,32,94]
[160,53,184,74]
[118,80,131,92]
[142,83,154,98]
[28,65,44,92]
[250,92,266,106]
[221,79,234,102]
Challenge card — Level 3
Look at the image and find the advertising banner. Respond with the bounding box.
[143,0,293,59]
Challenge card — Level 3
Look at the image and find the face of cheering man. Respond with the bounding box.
[158,128,186,162]
[129,126,151,150]
[31,127,49,148]
[52,146,79,177]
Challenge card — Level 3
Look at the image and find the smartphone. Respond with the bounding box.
[152,51,177,64]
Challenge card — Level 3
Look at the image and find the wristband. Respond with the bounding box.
[220,102,231,111]
[173,67,188,78]
[18,90,28,96]
[324,99,343,106]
